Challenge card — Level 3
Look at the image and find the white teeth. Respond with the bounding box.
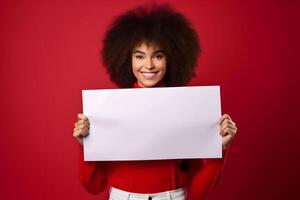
[141,72,157,79]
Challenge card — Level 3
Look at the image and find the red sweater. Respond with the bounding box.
[79,83,227,200]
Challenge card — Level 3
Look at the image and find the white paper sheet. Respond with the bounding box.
[82,86,222,161]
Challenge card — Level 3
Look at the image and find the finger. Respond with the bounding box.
[73,124,86,133]
[74,121,83,129]
[73,126,84,132]
[220,127,230,136]
[78,117,90,127]
[219,113,232,124]
[221,118,236,126]
[76,122,90,130]
[77,119,86,126]
[82,128,89,136]
[82,120,90,125]
[228,127,237,136]
[220,124,237,135]
[73,130,82,138]
[78,124,85,129]
[73,127,89,137]
[75,121,81,127]
[73,127,79,132]
[78,113,88,121]
[222,134,233,148]
[80,121,90,128]
[221,127,237,138]
[221,123,237,132]
[74,120,85,126]
[77,119,86,125]
[78,120,90,128]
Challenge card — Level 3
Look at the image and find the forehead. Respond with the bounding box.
[133,40,162,52]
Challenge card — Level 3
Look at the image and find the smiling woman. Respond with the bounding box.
[72,3,238,200]
[132,41,167,88]
[101,4,200,88]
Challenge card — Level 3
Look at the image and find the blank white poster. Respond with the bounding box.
[82,86,222,161]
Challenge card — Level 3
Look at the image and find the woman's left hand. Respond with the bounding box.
[220,113,238,150]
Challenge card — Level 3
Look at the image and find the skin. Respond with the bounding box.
[73,41,238,149]
[131,41,167,88]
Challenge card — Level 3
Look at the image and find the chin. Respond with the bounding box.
[139,79,160,88]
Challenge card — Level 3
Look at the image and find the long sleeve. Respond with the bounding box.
[78,146,108,194]
[185,149,228,200]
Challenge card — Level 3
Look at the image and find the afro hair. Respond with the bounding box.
[102,4,201,88]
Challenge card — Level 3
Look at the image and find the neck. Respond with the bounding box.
[134,81,165,88]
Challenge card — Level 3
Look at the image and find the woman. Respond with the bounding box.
[73,4,237,200]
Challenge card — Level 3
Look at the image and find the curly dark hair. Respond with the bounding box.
[102,4,201,88]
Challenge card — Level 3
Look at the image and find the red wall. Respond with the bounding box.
[1,1,299,199]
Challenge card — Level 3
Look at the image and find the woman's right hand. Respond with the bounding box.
[73,113,90,146]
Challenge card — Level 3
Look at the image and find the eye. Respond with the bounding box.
[135,55,144,60]
[155,54,164,60]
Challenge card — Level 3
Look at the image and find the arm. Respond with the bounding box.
[78,146,107,194]
[185,149,228,200]
[74,113,108,194]
[186,113,237,199]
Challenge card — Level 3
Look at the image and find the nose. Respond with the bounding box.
[144,58,155,70]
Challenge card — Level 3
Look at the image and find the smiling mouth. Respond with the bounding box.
[141,71,158,79]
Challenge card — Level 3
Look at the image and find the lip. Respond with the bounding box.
[140,71,158,79]
[141,71,159,73]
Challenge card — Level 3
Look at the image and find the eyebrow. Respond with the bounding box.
[133,50,165,54]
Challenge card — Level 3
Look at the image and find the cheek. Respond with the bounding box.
[131,60,139,73]
[132,58,143,70]
[154,59,167,69]
[159,59,167,72]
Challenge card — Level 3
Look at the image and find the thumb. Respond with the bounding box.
[77,113,87,120]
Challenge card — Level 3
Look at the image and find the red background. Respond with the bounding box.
[1,0,299,199]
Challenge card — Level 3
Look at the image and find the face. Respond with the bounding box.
[132,41,167,88]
